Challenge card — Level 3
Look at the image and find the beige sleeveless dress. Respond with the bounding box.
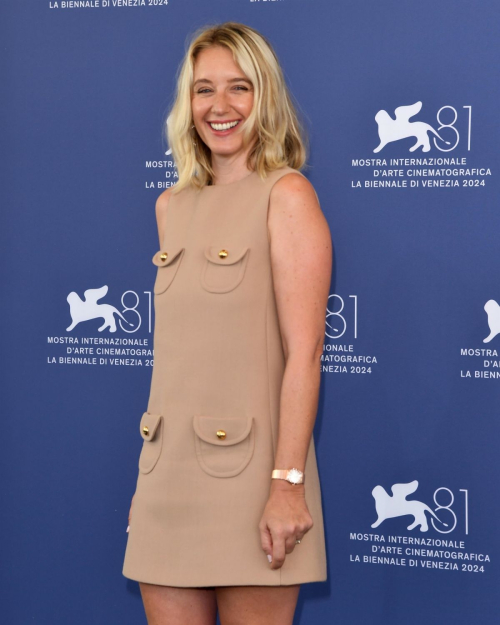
[122,165,327,587]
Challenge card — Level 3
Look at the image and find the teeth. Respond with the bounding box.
[210,120,239,131]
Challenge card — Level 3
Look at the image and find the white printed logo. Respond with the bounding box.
[373,101,451,153]
[66,285,133,333]
[483,299,500,343]
[372,480,449,532]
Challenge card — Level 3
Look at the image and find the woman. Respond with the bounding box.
[123,22,332,625]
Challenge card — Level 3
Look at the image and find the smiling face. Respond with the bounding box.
[191,45,257,160]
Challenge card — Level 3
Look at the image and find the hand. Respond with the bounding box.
[126,494,135,533]
[258,481,313,570]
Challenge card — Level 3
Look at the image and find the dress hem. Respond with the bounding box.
[122,570,328,588]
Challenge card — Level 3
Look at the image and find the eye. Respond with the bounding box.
[196,88,212,94]
[233,85,249,91]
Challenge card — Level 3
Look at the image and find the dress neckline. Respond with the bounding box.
[202,169,257,190]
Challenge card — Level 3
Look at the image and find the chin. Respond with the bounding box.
[208,143,243,155]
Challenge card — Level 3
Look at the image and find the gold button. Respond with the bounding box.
[160,252,168,262]
[216,429,226,440]
[218,249,228,259]
[142,426,149,436]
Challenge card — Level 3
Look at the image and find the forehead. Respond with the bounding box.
[193,46,246,79]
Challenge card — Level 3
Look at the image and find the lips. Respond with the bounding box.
[206,120,242,135]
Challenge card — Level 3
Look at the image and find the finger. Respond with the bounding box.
[270,530,286,569]
[259,524,273,563]
[295,530,306,543]
[284,535,297,554]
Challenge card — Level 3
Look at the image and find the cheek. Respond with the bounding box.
[242,95,254,116]
[191,100,206,119]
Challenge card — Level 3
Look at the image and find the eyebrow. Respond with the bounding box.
[193,77,253,88]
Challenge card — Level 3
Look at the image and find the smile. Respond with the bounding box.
[207,120,241,131]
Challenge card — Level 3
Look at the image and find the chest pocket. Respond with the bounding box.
[200,246,250,293]
[152,247,185,294]
[193,415,255,477]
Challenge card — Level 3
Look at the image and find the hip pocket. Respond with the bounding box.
[200,246,250,293]
[193,415,254,477]
[152,247,185,294]
[138,412,163,474]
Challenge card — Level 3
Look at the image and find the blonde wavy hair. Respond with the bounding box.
[164,21,309,193]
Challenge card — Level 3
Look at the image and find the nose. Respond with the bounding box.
[210,89,231,115]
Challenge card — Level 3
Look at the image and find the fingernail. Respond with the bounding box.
[126,525,130,533]
[267,554,272,563]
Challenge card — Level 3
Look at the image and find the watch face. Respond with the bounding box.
[287,468,303,484]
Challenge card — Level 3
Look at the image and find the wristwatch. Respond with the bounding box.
[271,468,304,485]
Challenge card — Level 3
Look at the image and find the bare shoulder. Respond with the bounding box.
[268,171,328,242]
[154,187,174,246]
[270,170,317,197]
[155,186,174,220]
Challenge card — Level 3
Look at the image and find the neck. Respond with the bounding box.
[209,149,254,186]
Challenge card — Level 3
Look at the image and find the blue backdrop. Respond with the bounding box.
[1,1,499,623]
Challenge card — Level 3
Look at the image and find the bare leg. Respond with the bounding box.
[216,585,300,625]
[139,583,217,625]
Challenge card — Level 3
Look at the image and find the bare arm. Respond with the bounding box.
[259,172,332,569]
[155,187,174,247]
[270,172,332,473]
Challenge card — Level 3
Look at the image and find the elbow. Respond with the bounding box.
[282,334,324,366]
[312,335,324,364]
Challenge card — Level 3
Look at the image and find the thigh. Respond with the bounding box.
[139,583,217,625]
[216,584,300,625]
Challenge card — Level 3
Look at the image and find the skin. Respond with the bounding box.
[130,45,332,625]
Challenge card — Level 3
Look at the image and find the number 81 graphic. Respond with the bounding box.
[326,294,358,339]
[432,488,469,534]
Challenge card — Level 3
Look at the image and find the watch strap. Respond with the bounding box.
[271,468,304,484]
